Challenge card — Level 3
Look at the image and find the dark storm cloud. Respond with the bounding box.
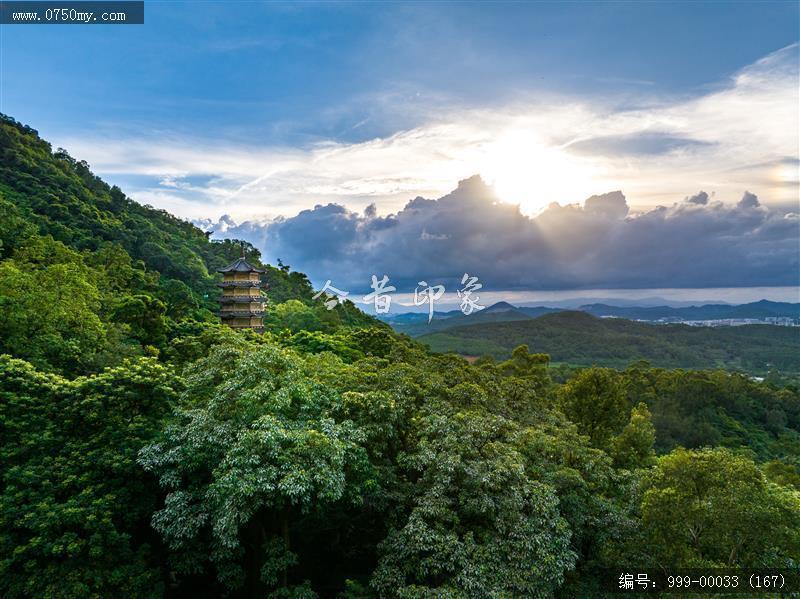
[201,176,799,293]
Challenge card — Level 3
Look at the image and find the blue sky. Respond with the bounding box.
[1,1,799,295]
[3,1,798,217]
[4,2,798,145]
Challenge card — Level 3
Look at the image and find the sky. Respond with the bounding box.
[1,1,799,297]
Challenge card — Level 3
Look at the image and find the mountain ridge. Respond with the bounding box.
[385,299,799,337]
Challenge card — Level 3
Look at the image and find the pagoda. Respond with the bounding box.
[217,250,267,331]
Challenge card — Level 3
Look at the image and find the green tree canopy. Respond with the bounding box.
[558,367,629,449]
[139,344,373,595]
[640,448,800,567]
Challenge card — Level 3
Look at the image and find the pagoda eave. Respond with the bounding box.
[219,296,266,303]
[217,281,263,288]
[217,257,266,274]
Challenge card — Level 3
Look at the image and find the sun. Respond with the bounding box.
[480,131,601,213]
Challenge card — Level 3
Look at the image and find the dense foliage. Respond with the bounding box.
[1,115,798,597]
[418,310,800,375]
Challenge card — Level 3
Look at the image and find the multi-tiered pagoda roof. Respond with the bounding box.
[217,255,267,331]
[217,257,266,274]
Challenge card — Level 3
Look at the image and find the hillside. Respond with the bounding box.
[0,114,380,374]
[419,310,800,373]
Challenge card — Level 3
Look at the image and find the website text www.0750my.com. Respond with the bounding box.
[11,8,125,22]
[0,1,144,24]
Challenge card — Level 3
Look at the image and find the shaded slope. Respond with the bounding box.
[419,310,800,373]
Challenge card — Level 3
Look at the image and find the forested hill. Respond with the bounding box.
[1,115,799,599]
[0,114,378,374]
[418,310,800,374]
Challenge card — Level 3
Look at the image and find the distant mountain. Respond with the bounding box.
[387,301,537,337]
[481,301,518,312]
[517,296,731,309]
[384,299,800,337]
[417,310,800,374]
[580,300,800,321]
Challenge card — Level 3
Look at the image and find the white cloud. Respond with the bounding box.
[56,44,798,221]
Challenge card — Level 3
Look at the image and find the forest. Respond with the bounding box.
[1,113,799,597]
[417,311,800,375]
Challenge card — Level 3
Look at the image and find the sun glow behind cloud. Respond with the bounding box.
[480,130,604,212]
[54,44,799,221]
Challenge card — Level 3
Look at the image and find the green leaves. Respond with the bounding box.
[3,318,798,596]
[640,448,800,568]
[0,356,179,597]
[0,257,107,374]
[611,402,657,470]
[373,408,576,598]
[558,367,629,450]
[139,344,373,593]
[111,294,168,348]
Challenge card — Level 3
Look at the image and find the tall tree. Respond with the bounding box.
[558,367,629,449]
[612,402,657,469]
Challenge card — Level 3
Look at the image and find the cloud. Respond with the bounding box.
[567,132,715,156]
[201,176,799,293]
[55,44,799,220]
[584,191,629,219]
[686,191,709,205]
[738,191,760,209]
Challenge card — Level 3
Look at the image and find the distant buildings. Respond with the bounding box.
[647,318,799,327]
